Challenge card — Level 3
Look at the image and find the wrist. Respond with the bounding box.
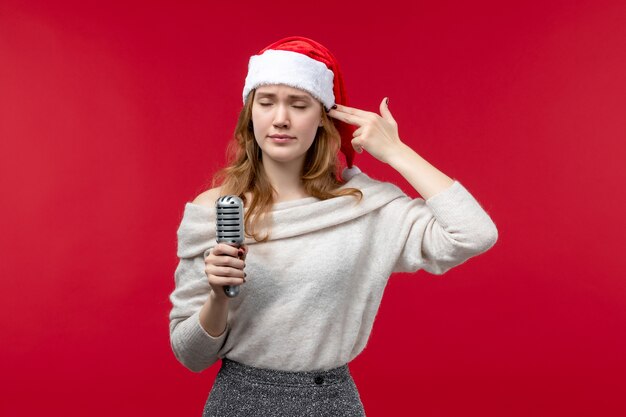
[386,141,413,166]
[208,288,230,305]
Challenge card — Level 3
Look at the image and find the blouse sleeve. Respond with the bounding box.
[389,180,499,275]
[169,251,229,372]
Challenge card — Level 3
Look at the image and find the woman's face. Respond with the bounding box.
[251,84,323,167]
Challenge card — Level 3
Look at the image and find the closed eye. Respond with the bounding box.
[258,103,307,109]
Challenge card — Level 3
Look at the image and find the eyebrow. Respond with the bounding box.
[256,92,313,101]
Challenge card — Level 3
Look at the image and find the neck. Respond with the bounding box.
[261,158,309,202]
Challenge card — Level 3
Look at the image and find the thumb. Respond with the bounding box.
[379,97,396,124]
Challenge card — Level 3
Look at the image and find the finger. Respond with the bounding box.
[327,109,368,127]
[379,97,397,124]
[210,254,245,269]
[208,274,246,287]
[211,243,240,258]
[351,137,364,154]
[333,103,377,119]
[352,126,364,137]
[206,265,246,279]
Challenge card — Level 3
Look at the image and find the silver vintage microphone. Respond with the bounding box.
[215,195,245,298]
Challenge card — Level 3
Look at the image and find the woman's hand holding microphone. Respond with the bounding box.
[205,243,248,302]
[199,243,248,337]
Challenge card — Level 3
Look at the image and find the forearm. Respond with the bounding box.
[387,142,455,200]
[199,291,230,337]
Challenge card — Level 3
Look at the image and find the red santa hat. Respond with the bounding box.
[242,36,356,168]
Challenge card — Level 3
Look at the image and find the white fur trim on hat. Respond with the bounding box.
[242,49,335,110]
[341,165,362,181]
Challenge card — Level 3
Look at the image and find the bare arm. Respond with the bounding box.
[199,242,247,337]
[387,142,455,200]
[199,291,230,337]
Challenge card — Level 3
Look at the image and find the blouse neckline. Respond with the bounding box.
[185,166,363,212]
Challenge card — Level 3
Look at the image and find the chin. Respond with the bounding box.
[268,156,301,164]
[264,152,305,163]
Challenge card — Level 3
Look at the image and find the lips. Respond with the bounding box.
[268,134,295,143]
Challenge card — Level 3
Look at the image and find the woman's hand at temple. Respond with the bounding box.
[328,98,405,164]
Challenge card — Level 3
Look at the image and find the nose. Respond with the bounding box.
[272,103,290,128]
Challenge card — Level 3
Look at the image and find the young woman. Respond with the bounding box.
[169,36,498,417]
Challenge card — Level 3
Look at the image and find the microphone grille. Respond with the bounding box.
[215,195,245,245]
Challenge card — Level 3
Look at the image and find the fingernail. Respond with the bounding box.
[331,104,337,109]
[385,97,389,106]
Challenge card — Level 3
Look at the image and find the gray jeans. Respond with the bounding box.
[203,358,366,417]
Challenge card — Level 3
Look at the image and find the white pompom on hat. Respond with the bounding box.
[242,36,356,168]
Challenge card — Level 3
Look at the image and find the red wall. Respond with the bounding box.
[1,1,625,416]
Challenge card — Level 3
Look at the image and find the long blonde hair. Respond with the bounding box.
[211,89,363,242]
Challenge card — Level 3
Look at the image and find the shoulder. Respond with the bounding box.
[191,188,253,208]
[191,187,222,208]
[344,171,403,195]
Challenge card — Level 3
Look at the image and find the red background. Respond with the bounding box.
[1,1,625,416]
